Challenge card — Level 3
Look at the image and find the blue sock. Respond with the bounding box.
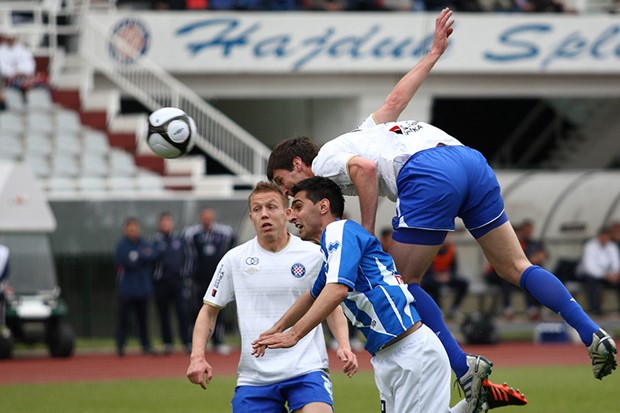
[520,265,600,346]
[408,283,469,378]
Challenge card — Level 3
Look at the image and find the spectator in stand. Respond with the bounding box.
[185,207,237,355]
[0,29,47,94]
[114,217,158,356]
[420,237,469,320]
[152,212,193,355]
[379,227,393,253]
[579,226,620,316]
[0,245,10,335]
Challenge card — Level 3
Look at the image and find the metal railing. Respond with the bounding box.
[79,15,271,178]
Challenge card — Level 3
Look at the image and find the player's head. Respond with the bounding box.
[200,207,215,230]
[158,212,174,234]
[123,217,141,241]
[267,137,319,197]
[248,181,290,243]
[289,177,345,243]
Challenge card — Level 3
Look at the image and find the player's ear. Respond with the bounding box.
[292,156,303,171]
[319,198,330,215]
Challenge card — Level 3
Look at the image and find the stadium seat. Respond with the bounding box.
[0,133,24,159]
[135,172,165,193]
[21,154,51,177]
[82,130,110,154]
[108,176,136,193]
[46,176,78,196]
[27,112,54,135]
[80,153,109,177]
[108,149,137,176]
[0,112,25,135]
[24,133,53,156]
[55,110,82,134]
[53,131,82,155]
[26,88,53,111]
[77,176,107,193]
[4,88,24,112]
[51,154,80,177]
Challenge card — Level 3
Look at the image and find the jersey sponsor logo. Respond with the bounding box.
[327,241,340,252]
[212,265,225,289]
[291,263,306,278]
[399,120,423,134]
[211,288,217,297]
[389,125,403,134]
[245,256,259,265]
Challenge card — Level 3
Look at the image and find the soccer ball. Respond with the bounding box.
[146,107,197,159]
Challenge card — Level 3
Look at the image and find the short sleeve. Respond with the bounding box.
[202,256,235,308]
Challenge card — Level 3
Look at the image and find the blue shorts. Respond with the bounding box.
[232,370,333,413]
[392,145,507,245]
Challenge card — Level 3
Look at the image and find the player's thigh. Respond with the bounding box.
[476,222,531,285]
[286,371,334,413]
[388,240,441,283]
[232,384,287,413]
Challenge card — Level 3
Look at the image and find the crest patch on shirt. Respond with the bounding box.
[328,241,340,252]
[291,263,306,278]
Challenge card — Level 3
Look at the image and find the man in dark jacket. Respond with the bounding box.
[114,217,158,356]
[152,212,192,354]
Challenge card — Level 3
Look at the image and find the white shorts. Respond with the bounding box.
[371,324,451,413]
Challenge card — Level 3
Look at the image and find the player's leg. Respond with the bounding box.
[283,371,333,413]
[375,325,452,413]
[391,147,492,413]
[458,145,615,379]
[476,222,616,378]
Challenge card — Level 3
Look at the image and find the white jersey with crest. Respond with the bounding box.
[203,234,328,386]
[312,115,463,201]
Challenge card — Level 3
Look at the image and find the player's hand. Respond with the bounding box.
[431,8,455,57]
[336,347,359,378]
[251,325,284,357]
[254,331,299,350]
[186,357,213,390]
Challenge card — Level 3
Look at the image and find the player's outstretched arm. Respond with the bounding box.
[348,156,378,235]
[254,284,349,351]
[252,290,316,356]
[325,305,359,378]
[186,304,219,390]
[372,8,454,124]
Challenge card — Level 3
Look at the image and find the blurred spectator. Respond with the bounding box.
[185,208,237,355]
[0,29,47,94]
[609,221,620,250]
[419,238,469,320]
[578,226,620,316]
[379,227,393,253]
[152,212,192,355]
[114,218,158,356]
[0,245,9,334]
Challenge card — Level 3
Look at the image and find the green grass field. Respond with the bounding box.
[1,365,618,413]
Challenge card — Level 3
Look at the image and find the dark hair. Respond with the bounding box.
[266,137,320,181]
[158,211,171,220]
[291,177,345,218]
[123,217,140,227]
[248,181,289,208]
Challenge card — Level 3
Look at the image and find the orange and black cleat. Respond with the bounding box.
[483,379,528,409]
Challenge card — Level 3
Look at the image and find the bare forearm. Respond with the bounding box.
[190,304,218,358]
[289,284,348,341]
[325,305,351,349]
[349,157,378,235]
[273,291,315,332]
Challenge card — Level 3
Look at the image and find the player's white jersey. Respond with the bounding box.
[204,234,328,386]
[312,115,463,201]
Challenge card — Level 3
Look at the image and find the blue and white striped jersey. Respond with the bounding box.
[310,219,421,355]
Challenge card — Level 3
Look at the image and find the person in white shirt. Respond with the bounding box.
[580,226,620,316]
[186,181,357,413]
[0,29,45,92]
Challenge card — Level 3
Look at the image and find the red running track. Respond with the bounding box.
[0,342,590,385]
